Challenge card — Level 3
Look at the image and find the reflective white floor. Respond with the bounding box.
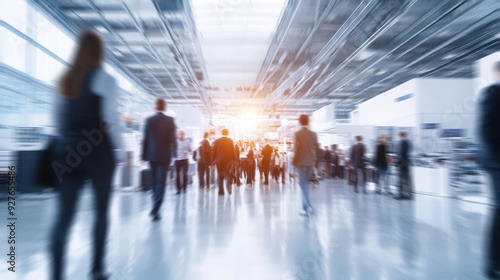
[0,177,494,280]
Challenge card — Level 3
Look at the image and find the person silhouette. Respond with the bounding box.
[50,30,124,280]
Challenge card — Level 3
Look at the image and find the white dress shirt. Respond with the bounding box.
[177,139,192,160]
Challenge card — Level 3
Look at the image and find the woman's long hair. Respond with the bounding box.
[59,30,103,99]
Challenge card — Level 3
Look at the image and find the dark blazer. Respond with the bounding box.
[234,144,241,162]
[479,83,500,170]
[398,139,411,167]
[318,148,325,162]
[373,143,388,168]
[247,149,254,160]
[292,127,318,167]
[200,138,211,164]
[350,142,365,168]
[212,136,235,164]
[261,144,273,163]
[324,150,332,163]
[141,112,176,165]
[332,150,339,165]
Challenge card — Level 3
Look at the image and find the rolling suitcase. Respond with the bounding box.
[140,169,151,191]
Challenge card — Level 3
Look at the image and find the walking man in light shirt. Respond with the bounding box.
[175,130,191,195]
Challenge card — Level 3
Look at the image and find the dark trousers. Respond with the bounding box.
[331,163,337,178]
[150,162,169,214]
[246,160,255,184]
[487,169,500,269]
[398,165,412,198]
[354,167,366,192]
[337,165,343,178]
[241,159,248,180]
[280,164,286,182]
[273,166,280,181]
[175,159,189,192]
[252,162,256,181]
[232,161,241,185]
[197,161,210,188]
[216,162,230,194]
[51,150,115,280]
[262,160,270,184]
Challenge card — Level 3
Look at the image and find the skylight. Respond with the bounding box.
[191,0,287,89]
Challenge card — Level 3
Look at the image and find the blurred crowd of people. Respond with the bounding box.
[46,30,500,280]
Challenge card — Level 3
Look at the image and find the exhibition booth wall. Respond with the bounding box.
[357,78,477,154]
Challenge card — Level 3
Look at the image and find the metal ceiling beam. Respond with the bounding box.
[265,0,380,107]
[317,0,476,99]
[291,0,419,103]
[150,0,213,114]
[119,0,194,105]
[339,39,498,108]
[254,2,338,94]
[415,37,500,80]
[84,0,176,102]
[299,0,438,100]
[261,0,339,97]
[117,55,163,64]
[253,0,301,92]
[108,40,173,48]
[28,0,160,103]
[183,0,209,77]
[337,2,500,105]
[60,4,122,13]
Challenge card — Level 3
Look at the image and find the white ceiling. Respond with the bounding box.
[192,0,286,88]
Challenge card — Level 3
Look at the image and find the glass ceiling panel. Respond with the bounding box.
[191,0,286,89]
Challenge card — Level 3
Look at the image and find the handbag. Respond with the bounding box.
[35,138,58,188]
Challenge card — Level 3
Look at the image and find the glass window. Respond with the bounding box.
[34,48,67,85]
[34,11,75,62]
[0,0,151,129]
[0,27,27,72]
[0,0,27,33]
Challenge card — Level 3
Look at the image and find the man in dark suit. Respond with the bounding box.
[196,132,211,189]
[212,129,235,195]
[349,135,366,193]
[395,131,412,200]
[292,114,318,216]
[373,135,390,195]
[332,146,339,178]
[478,61,500,278]
[141,98,176,221]
[233,141,242,186]
[323,146,332,178]
[261,139,273,185]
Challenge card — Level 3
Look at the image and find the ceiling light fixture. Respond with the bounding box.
[95,26,108,34]
[112,50,123,57]
[442,53,457,60]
